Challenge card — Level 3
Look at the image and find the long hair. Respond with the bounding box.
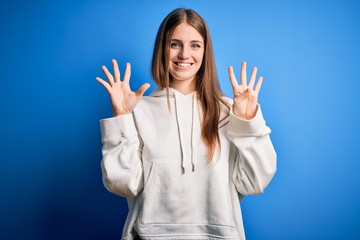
[151,8,229,160]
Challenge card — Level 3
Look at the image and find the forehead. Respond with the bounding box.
[171,22,203,42]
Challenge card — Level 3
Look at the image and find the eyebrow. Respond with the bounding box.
[171,39,204,44]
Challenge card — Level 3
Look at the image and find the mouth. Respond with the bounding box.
[174,62,193,69]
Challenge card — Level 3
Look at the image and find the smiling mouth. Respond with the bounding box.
[174,62,193,68]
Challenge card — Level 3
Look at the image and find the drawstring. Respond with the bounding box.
[191,94,197,172]
[174,94,187,174]
[173,92,197,174]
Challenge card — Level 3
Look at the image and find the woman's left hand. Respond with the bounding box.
[228,62,263,120]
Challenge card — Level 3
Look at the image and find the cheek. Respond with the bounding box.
[169,49,178,60]
[195,51,204,64]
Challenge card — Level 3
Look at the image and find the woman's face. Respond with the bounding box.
[168,22,204,91]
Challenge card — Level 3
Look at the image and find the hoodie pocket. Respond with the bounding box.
[138,158,236,228]
[142,160,157,196]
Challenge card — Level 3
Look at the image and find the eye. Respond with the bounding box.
[191,43,201,49]
[170,42,181,49]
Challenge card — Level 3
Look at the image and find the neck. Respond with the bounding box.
[170,79,196,95]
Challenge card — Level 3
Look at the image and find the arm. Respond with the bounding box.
[96,59,150,197]
[227,62,276,195]
[227,106,277,195]
[100,114,143,197]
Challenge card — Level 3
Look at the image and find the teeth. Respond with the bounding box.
[177,63,191,67]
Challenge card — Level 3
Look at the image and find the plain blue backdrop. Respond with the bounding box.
[1,0,359,239]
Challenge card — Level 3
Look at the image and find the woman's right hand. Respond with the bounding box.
[96,59,150,116]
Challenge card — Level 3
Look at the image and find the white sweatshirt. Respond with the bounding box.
[99,87,276,240]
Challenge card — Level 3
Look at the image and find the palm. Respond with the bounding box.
[96,59,150,116]
[228,62,263,120]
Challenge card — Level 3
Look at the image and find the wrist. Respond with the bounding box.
[232,105,258,120]
[113,110,132,117]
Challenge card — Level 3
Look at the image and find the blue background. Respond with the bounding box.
[1,0,359,239]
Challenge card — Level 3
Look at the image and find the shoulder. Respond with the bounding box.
[134,94,169,115]
[218,96,232,127]
[137,95,163,107]
[221,96,233,105]
[220,96,233,113]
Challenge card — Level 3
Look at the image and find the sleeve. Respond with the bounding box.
[99,114,143,197]
[227,105,277,196]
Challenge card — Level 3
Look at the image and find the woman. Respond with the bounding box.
[96,8,276,240]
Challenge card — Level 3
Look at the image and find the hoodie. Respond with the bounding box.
[99,87,277,240]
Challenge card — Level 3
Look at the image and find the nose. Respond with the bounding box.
[178,46,189,59]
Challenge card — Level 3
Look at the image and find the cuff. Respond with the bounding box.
[100,113,137,141]
[228,104,266,136]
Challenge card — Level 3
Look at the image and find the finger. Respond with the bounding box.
[240,62,247,86]
[123,62,131,83]
[136,83,150,97]
[248,66,258,90]
[255,76,263,93]
[228,66,239,89]
[112,59,120,82]
[101,65,115,85]
[96,77,111,92]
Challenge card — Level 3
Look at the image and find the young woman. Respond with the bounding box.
[96,8,276,240]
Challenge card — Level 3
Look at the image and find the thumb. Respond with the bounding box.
[136,83,150,97]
